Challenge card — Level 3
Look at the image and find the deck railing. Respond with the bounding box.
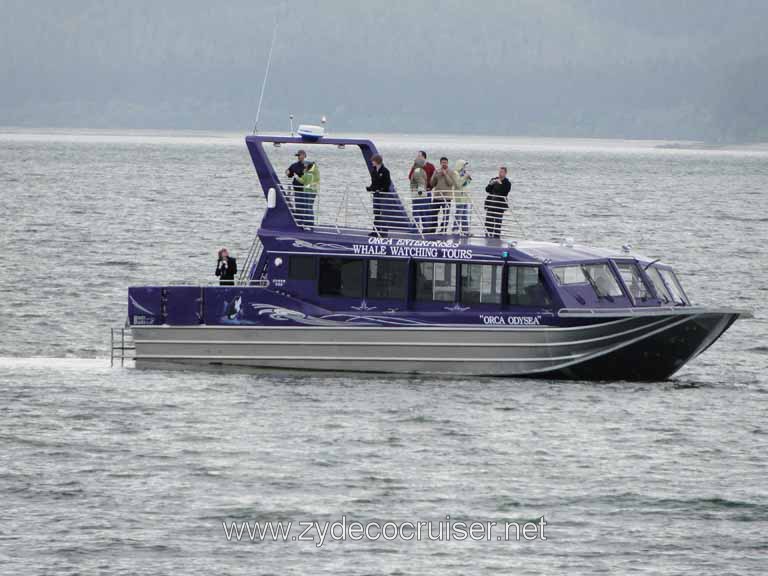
[237,234,264,286]
[276,180,520,240]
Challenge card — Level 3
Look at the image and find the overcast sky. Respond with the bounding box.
[1,0,766,141]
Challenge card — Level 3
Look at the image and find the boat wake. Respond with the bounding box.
[0,356,110,371]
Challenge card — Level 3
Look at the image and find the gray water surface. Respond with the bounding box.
[1,130,767,574]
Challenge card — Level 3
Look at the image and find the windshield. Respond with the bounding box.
[646,267,673,304]
[658,268,689,305]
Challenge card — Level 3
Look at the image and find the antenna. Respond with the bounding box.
[252,15,280,134]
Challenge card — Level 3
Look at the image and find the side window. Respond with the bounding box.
[415,262,457,302]
[553,265,586,285]
[581,264,624,298]
[508,266,551,307]
[553,263,623,299]
[318,258,363,298]
[461,264,502,304]
[288,255,316,280]
[615,262,651,302]
[367,259,408,300]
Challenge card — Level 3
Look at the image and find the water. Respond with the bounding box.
[1,129,767,574]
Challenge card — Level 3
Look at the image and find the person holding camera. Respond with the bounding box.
[430,156,459,233]
[453,159,472,236]
[484,166,511,238]
[215,248,238,286]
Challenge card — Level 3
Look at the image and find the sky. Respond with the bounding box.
[1,0,766,141]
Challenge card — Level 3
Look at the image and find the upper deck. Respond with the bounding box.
[245,133,528,245]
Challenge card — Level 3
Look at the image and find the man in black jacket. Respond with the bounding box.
[484,166,511,238]
[366,154,392,237]
[215,248,238,285]
[285,149,306,190]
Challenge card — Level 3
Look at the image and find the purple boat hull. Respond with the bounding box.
[129,303,740,380]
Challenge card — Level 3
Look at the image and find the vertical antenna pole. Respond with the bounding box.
[253,16,279,134]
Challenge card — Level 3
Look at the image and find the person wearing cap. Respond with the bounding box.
[295,159,320,226]
[285,149,306,191]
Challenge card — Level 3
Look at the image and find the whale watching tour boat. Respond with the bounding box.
[125,127,748,380]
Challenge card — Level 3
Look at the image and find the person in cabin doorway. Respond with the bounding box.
[215,248,238,286]
[295,159,319,226]
[366,154,392,237]
[430,156,458,233]
[453,159,472,236]
[484,166,511,238]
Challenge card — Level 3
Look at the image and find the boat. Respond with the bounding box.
[125,128,749,380]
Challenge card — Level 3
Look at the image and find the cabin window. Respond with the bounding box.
[553,265,586,285]
[318,257,363,298]
[461,264,502,304]
[582,264,623,298]
[415,262,457,302]
[615,262,651,302]
[288,255,316,280]
[508,266,551,306]
[646,267,673,304]
[553,263,623,298]
[658,268,689,305]
[367,259,408,300]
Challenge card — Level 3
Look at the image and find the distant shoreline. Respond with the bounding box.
[1,126,767,154]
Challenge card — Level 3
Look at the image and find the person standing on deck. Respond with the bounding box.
[430,157,459,233]
[409,151,436,233]
[453,159,472,236]
[295,160,319,226]
[215,248,238,286]
[366,154,392,237]
[409,154,430,233]
[285,149,306,213]
[484,166,511,238]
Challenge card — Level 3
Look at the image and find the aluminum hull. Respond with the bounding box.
[131,309,740,381]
